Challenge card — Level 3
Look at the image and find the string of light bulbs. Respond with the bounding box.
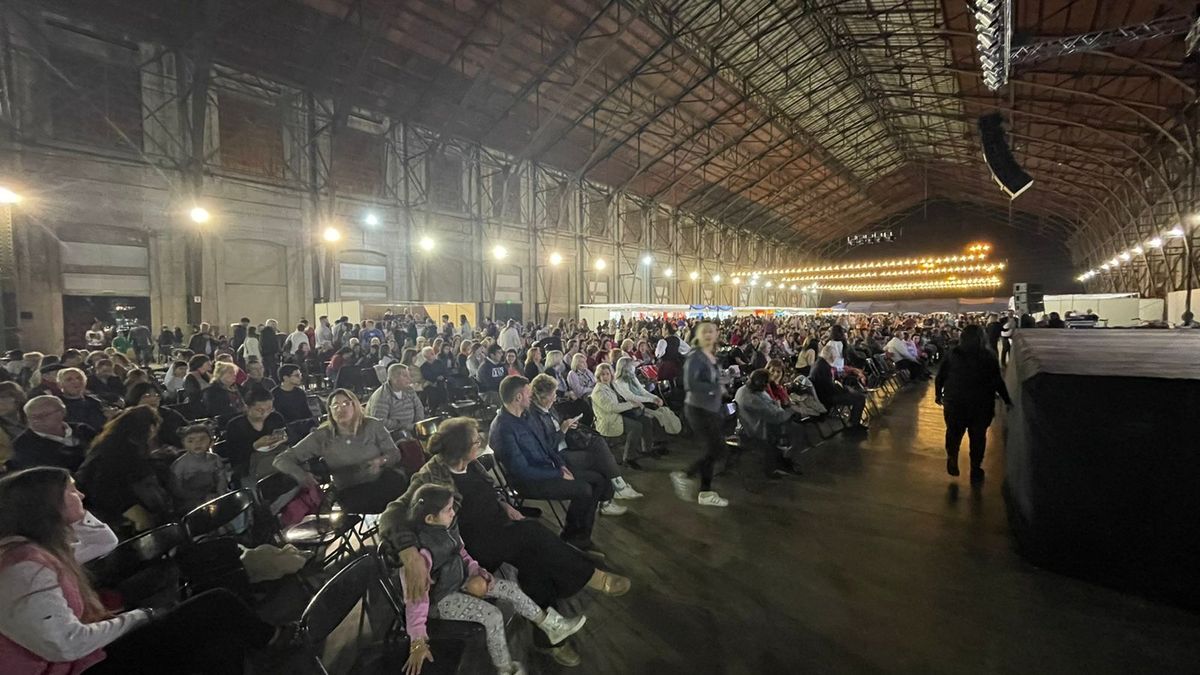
[777,262,1005,283]
[1076,225,1186,282]
[814,276,1003,293]
[735,244,992,278]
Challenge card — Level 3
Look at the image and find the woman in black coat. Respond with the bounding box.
[934,324,1012,484]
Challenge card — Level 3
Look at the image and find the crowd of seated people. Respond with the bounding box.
[0,306,1112,672]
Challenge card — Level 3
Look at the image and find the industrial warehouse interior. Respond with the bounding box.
[1,0,1199,673]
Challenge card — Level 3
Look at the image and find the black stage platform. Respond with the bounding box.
[1004,329,1200,610]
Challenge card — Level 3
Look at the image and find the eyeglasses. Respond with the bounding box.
[330,400,354,410]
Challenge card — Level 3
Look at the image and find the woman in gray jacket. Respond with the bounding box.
[734,369,802,479]
[670,321,730,507]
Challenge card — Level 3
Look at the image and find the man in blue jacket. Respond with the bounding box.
[489,375,606,551]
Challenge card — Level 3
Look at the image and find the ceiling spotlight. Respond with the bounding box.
[749,279,758,287]
[189,206,210,224]
[418,236,435,252]
[492,245,508,260]
[688,271,699,281]
[1167,226,1185,238]
[1132,246,1143,255]
[1119,251,1131,261]
[594,258,607,271]
[712,274,721,283]
[790,284,798,290]
[323,226,342,243]
[0,187,23,204]
[732,277,742,285]
[641,254,653,265]
[765,281,774,288]
[1148,237,1163,248]
[1109,258,1120,267]
[549,252,563,266]
[363,212,380,226]
[663,267,673,277]
[1101,263,1110,270]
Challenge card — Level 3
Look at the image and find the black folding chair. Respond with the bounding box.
[257,471,360,566]
[413,416,446,446]
[85,523,187,606]
[300,552,482,675]
[181,489,256,542]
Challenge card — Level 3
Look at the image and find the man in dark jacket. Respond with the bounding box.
[934,324,1012,483]
[231,317,251,353]
[260,320,280,377]
[58,367,110,432]
[7,395,95,472]
[489,376,603,550]
[187,323,214,356]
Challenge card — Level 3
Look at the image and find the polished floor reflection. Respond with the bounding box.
[556,380,1200,675]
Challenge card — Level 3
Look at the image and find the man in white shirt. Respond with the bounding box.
[284,323,309,355]
[316,316,334,352]
[498,319,522,352]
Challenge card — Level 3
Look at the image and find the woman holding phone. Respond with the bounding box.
[223,387,289,481]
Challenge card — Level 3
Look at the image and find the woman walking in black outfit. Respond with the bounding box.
[934,324,1012,484]
[671,321,729,507]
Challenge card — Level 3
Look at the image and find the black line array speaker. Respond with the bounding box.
[1013,282,1044,314]
[978,112,1034,199]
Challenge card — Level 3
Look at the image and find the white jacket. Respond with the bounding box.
[590,382,638,437]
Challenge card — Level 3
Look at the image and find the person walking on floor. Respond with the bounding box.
[671,321,730,507]
[934,324,1012,484]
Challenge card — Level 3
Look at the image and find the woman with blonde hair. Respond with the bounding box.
[272,388,406,514]
[566,353,595,400]
[590,363,655,469]
[201,360,245,430]
[614,356,681,444]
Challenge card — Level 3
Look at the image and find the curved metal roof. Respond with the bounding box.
[38,0,1199,269]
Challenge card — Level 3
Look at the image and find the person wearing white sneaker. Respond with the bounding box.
[528,374,644,502]
[599,500,627,516]
[613,482,643,500]
[401,484,588,675]
[677,322,732,507]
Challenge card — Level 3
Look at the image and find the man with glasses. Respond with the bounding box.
[7,395,96,472]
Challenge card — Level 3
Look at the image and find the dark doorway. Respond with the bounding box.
[62,295,150,349]
[493,302,523,325]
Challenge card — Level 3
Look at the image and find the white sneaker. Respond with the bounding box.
[498,662,527,675]
[670,471,697,502]
[538,608,587,645]
[697,491,729,507]
[599,501,628,516]
[614,484,643,500]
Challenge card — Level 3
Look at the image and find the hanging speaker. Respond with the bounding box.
[978,112,1033,199]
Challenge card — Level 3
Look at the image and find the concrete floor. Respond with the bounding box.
[314,379,1200,674]
[544,380,1200,675]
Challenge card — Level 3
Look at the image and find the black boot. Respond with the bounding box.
[970,466,985,484]
[946,455,960,477]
